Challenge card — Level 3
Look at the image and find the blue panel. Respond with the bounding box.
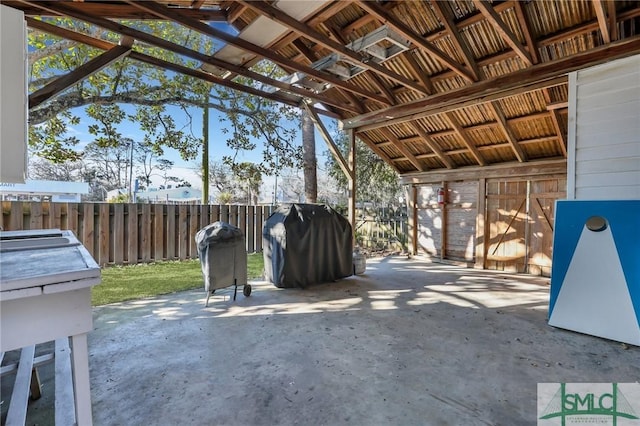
[550,200,640,316]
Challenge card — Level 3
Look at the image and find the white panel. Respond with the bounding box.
[572,54,640,200]
[0,5,27,183]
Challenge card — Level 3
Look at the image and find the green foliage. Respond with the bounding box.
[92,254,264,306]
[325,129,402,206]
[27,19,301,174]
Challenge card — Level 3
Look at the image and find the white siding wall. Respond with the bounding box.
[0,5,27,183]
[568,54,640,199]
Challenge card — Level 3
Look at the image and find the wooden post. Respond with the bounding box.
[441,181,447,261]
[348,129,357,246]
[409,186,418,255]
[475,178,487,269]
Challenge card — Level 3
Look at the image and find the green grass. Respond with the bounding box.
[92,253,264,306]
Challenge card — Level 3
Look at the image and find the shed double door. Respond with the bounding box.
[484,177,566,276]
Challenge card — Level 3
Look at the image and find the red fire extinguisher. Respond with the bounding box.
[437,187,445,205]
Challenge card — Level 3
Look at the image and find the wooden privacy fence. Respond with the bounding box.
[1,201,274,266]
[355,207,408,252]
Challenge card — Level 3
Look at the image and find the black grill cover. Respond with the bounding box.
[263,203,353,288]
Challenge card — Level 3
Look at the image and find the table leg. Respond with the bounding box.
[71,333,93,426]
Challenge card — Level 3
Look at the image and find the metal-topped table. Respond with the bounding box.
[0,229,101,425]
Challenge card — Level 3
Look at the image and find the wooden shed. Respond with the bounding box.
[2,0,640,276]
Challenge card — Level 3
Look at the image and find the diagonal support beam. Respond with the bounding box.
[399,51,434,95]
[379,128,426,172]
[408,122,455,169]
[356,0,475,83]
[237,0,429,97]
[29,44,131,109]
[593,0,612,44]
[443,112,486,166]
[303,103,353,180]
[473,0,533,66]
[487,101,527,162]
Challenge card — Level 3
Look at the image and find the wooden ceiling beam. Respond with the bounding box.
[304,103,353,179]
[24,16,345,118]
[226,4,247,24]
[124,0,391,106]
[443,112,486,166]
[430,1,481,81]
[472,0,533,66]
[237,0,429,97]
[190,0,206,9]
[29,44,131,109]
[408,122,455,169]
[593,0,611,44]
[345,33,640,131]
[355,0,475,83]
[379,128,426,172]
[513,0,540,64]
[487,101,527,162]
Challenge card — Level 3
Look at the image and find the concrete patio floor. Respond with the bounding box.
[11,256,640,425]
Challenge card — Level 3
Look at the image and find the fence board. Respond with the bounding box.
[97,204,109,266]
[247,206,255,252]
[255,207,264,252]
[49,203,62,229]
[239,205,247,249]
[178,205,188,260]
[220,205,229,224]
[140,204,151,262]
[189,205,199,258]
[66,204,79,236]
[112,204,124,265]
[9,201,23,230]
[82,204,95,259]
[153,204,164,261]
[165,205,176,260]
[200,205,210,230]
[229,205,239,227]
[29,202,43,229]
[126,204,138,264]
[210,205,220,223]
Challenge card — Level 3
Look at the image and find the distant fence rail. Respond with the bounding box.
[2,201,274,266]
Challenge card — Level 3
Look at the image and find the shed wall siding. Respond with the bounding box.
[571,54,640,199]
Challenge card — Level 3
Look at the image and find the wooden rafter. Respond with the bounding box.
[512,0,540,64]
[430,1,480,81]
[190,0,205,9]
[226,3,246,24]
[344,34,640,130]
[356,0,475,83]
[408,122,455,169]
[236,0,429,97]
[543,88,568,158]
[608,1,619,42]
[356,133,402,174]
[443,112,486,166]
[379,128,426,172]
[486,101,527,162]
[123,0,391,106]
[25,17,340,119]
[29,44,131,109]
[398,52,434,95]
[593,0,611,44]
[472,0,533,66]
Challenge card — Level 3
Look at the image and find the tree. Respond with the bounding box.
[28,157,84,182]
[326,130,402,207]
[28,19,302,175]
[301,109,317,203]
[196,160,262,204]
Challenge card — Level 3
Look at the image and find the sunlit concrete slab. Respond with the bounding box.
[5,256,639,425]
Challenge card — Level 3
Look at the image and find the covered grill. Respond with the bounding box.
[263,203,353,288]
[195,221,250,306]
